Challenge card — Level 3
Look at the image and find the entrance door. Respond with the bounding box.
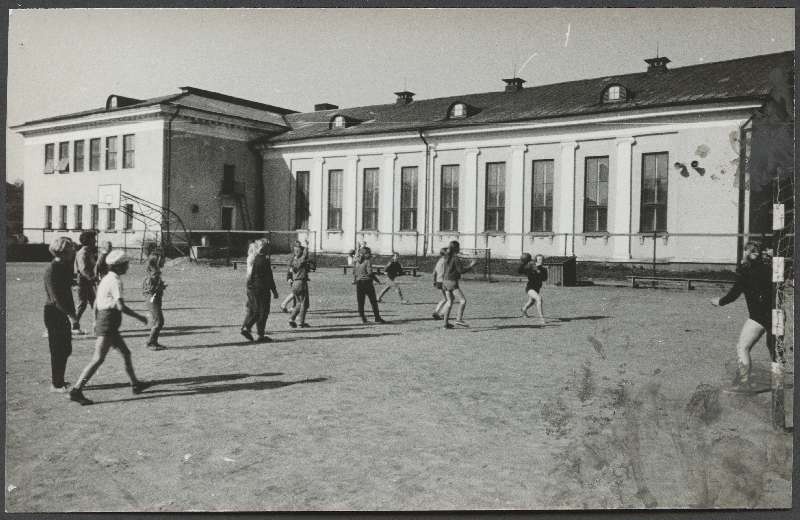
[221,206,234,230]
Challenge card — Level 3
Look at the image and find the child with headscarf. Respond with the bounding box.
[43,236,79,393]
[241,239,279,342]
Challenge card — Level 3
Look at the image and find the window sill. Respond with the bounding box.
[326,229,343,234]
[397,230,419,235]
[583,232,610,238]
[105,230,118,233]
[527,231,555,237]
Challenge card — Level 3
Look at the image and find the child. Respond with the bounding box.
[353,246,386,324]
[69,251,150,405]
[711,241,778,391]
[519,253,548,323]
[241,239,279,342]
[432,247,448,320]
[287,240,312,328]
[440,241,477,329]
[142,252,168,349]
[43,237,79,393]
[73,231,97,334]
[378,252,408,304]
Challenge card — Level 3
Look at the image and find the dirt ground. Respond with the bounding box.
[4,261,794,511]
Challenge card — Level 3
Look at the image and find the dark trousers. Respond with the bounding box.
[75,278,96,324]
[242,289,271,336]
[43,304,72,387]
[356,280,381,320]
[147,298,164,345]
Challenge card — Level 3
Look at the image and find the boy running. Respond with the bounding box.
[69,251,150,405]
[432,247,448,320]
[519,253,548,323]
[73,231,97,334]
[378,252,408,304]
[440,241,477,329]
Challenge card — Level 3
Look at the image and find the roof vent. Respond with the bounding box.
[394,91,415,105]
[502,77,526,92]
[644,56,670,73]
[314,103,339,111]
[105,95,142,110]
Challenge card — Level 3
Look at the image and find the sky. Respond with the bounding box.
[5,7,795,183]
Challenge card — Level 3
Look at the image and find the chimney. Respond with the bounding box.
[394,91,415,105]
[502,77,526,92]
[644,56,670,73]
[314,103,339,111]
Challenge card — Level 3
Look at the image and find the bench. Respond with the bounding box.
[233,260,313,271]
[341,264,419,277]
[627,275,735,290]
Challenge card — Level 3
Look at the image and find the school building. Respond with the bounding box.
[12,50,793,265]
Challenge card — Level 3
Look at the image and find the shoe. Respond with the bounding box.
[257,335,273,343]
[375,318,386,324]
[401,300,410,304]
[147,344,167,351]
[377,298,383,303]
[131,381,152,395]
[71,328,88,336]
[444,323,455,329]
[289,320,297,329]
[361,318,369,324]
[69,388,93,405]
[454,320,469,328]
[50,383,70,393]
[299,323,311,328]
[240,329,254,341]
[432,313,442,320]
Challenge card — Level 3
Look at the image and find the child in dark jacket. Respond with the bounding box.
[142,252,167,350]
[240,239,279,342]
[353,247,385,324]
[519,253,548,323]
[377,252,408,304]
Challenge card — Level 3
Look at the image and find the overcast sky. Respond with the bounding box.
[5,7,795,183]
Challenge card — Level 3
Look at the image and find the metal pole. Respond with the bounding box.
[652,232,657,288]
[226,230,232,266]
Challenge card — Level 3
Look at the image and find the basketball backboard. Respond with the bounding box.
[98,184,121,208]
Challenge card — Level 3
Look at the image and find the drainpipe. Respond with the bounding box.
[247,141,265,230]
[737,114,755,265]
[418,129,431,256]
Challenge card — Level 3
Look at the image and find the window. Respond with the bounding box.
[74,141,85,172]
[44,206,53,230]
[400,166,418,231]
[221,207,234,230]
[450,103,467,118]
[332,115,346,129]
[91,204,99,229]
[440,165,459,231]
[327,169,343,229]
[362,168,379,230]
[123,134,135,168]
[59,205,68,230]
[295,171,310,229]
[124,204,134,230]
[640,152,669,232]
[106,208,116,230]
[105,136,118,170]
[74,205,83,230]
[603,84,628,103]
[531,160,554,232]
[57,142,70,172]
[222,164,235,194]
[485,162,506,232]
[44,144,55,174]
[89,138,101,171]
[584,156,609,232]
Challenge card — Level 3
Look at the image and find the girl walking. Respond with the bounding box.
[377,252,408,304]
[68,251,150,405]
[241,239,279,342]
[353,246,386,324]
[73,231,97,334]
[711,241,779,391]
[43,237,79,393]
[142,252,168,349]
[440,241,477,329]
[432,247,448,320]
[519,253,548,323]
[287,240,312,328]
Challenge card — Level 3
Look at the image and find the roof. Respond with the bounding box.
[12,87,297,130]
[270,51,793,143]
